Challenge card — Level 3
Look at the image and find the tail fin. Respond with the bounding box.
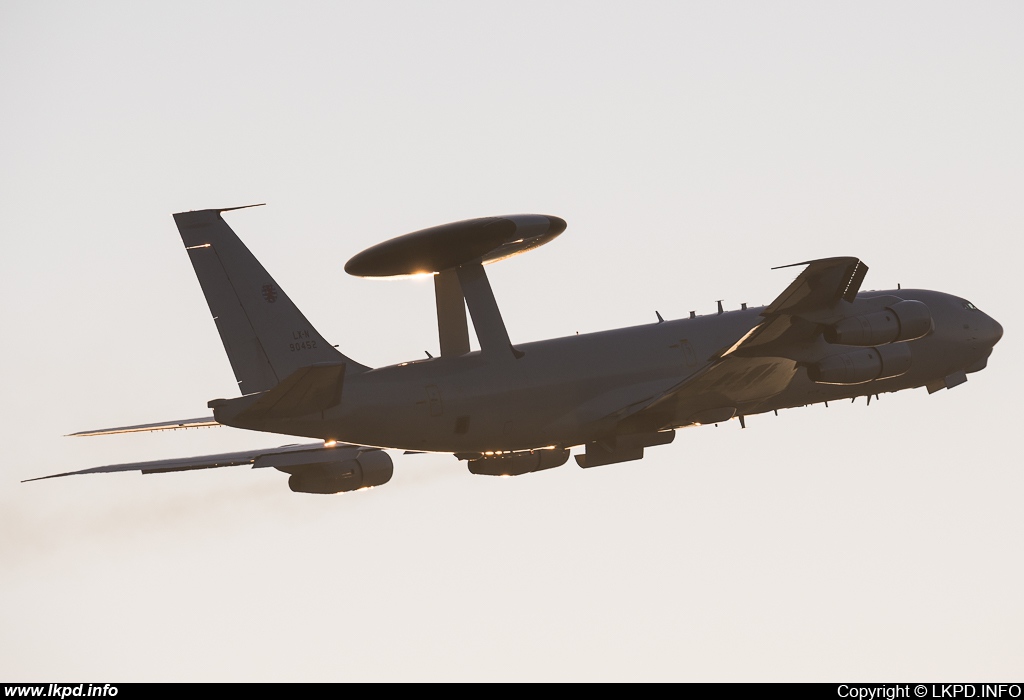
[173,205,368,395]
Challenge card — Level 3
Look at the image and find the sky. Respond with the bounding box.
[2,0,1022,681]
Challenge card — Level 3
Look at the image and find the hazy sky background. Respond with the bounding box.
[2,1,1021,681]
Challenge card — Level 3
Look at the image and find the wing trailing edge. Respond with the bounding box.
[23,441,379,482]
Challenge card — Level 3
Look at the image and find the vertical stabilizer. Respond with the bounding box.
[173,206,368,395]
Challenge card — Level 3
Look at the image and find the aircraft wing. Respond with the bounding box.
[762,257,866,317]
[67,416,220,437]
[23,441,374,482]
[617,257,867,430]
[718,256,867,357]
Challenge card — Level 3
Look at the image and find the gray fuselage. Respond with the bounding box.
[221,288,1001,454]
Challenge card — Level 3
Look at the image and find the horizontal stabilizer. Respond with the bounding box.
[68,416,220,437]
[23,441,374,482]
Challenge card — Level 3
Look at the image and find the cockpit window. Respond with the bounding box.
[963,301,978,310]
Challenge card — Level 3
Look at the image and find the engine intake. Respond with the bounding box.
[824,300,932,346]
[808,342,912,385]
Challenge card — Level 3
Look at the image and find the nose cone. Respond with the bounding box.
[546,215,567,235]
[990,317,1004,346]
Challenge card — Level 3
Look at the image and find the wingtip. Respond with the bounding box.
[771,256,860,271]
[22,473,66,483]
[219,203,266,213]
[771,260,812,270]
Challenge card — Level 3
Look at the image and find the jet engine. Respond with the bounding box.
[575,431,675,468]
[280,450,394,494]
[808,342,912,385]
[824,300,932,346]
[467,448,570,476]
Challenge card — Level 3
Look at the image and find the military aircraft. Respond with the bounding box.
[27,205,1003,492]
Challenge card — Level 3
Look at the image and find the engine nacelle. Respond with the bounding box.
[575,431,675,468]
[467,448,570,476]
[824,300,932,346]
[284,451,394,494]
[808,342,912,385]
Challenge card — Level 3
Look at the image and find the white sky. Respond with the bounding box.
[2,0,1021,681]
